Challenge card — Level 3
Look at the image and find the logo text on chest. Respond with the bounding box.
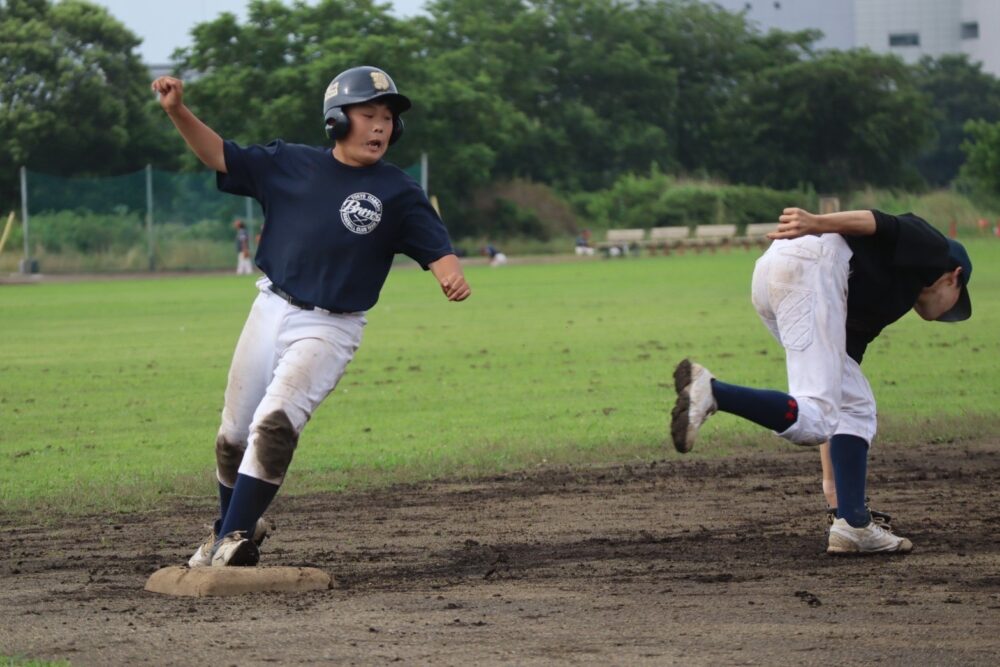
[340,192,383,234]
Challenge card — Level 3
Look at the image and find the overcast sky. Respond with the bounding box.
[89,0,427,64]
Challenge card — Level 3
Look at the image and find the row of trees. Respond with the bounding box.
[3,0,1000,238]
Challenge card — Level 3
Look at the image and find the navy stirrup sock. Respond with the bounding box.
[829,434,871,528]
[218,473,280,540]
[710,379,799,432]
[213,482,235,536]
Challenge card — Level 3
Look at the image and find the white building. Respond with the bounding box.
[706,1,855,50]
[955,0,1000,75]
[707,0,1000,76]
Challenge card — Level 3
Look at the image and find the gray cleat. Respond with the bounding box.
[211,531,261,567]
[188,517,270,568]
[827,518,912,555]
[670,359,717,453]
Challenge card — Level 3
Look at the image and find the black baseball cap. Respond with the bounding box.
[937,239,972,322]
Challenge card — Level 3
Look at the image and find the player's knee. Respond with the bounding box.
[253,410,300,480]
[786,421,834,446]
[781,400,837,446]
[790,432,829,447]
[215,435,246,486]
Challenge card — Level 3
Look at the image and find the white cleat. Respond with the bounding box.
[670,359,717,453]
[827,518,913,555]
[188,517,270,568]
[211,531,261,567]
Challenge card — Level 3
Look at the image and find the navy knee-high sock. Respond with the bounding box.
[218,473,280,540]
[213,482,235,535]
[710,379,799,433]
[830,434,870,528]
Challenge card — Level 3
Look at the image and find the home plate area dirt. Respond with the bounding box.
[2,440,1000,665]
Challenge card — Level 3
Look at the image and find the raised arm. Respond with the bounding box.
[151,76,227,173]
[428,254,471,302]
[770,208,876,240]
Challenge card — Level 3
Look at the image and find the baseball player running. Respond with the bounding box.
[152,66,471,567]
[671,208,972,554]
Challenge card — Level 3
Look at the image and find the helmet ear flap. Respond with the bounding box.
[389,116,404,145]
[324,107,350,142]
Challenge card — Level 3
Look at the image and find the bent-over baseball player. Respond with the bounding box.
[152,66,471,567]
[671,208,972,554]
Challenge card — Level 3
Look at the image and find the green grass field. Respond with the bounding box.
[2,241,998,518]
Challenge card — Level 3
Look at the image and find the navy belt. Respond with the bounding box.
[269,285,349,314]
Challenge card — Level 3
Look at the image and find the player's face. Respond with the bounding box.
[913,267,962,321]
[334,102,394,167]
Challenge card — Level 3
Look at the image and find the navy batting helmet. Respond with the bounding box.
[323,66,411,144]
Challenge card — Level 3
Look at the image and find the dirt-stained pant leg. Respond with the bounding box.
[836,357,877,444]
[237,303,366,485]
[215,284,281,486]
[751,234,854,446]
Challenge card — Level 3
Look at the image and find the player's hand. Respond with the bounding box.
[770,207,820,239]
[151,76,184,113]
[439,273,471,301]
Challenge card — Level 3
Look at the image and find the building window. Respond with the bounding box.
[889,32,920,47]
[961,22,979,40]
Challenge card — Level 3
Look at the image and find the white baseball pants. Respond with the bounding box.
[750,234,877,445]
[216,277,365,485]
[236,253,253,275]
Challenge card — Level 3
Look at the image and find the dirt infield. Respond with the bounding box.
[2,439,999,665]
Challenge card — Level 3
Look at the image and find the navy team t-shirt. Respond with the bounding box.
[218,139,454,312]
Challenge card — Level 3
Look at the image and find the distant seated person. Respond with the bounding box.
[482,244,508,267]
[575,230,595,256]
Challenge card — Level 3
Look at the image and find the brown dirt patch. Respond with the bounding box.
[3,440,1000,665]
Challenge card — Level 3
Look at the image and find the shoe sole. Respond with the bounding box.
[214,539,261,567]
[827,537,913,556]
[671,359,694,453]
[189,517,270,568]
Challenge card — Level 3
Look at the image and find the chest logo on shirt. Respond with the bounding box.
[340,192,383,234]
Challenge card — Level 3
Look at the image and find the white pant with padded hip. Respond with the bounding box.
[750,234,877,446]
[216,277,366,485]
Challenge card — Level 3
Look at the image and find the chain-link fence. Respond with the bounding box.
[2,158,427,274]
[1,166,261,274]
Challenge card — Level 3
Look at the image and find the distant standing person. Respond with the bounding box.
[152,65,471,568]
[670,208,972,555]
[234,219,253,274]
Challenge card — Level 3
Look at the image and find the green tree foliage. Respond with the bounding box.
[494,0,678,190]
[174,0,517,230]
[574,166,811,230]
[641,1,817,175]
[2,0,974,239]
[27,209,142,253]
[712,49,935,192]
[959,119,1000,198]
[0,0,173,210]
[913,54,1000,186]
[174,0,838,222]
[176,0,421,147]
[467,178,579,240]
